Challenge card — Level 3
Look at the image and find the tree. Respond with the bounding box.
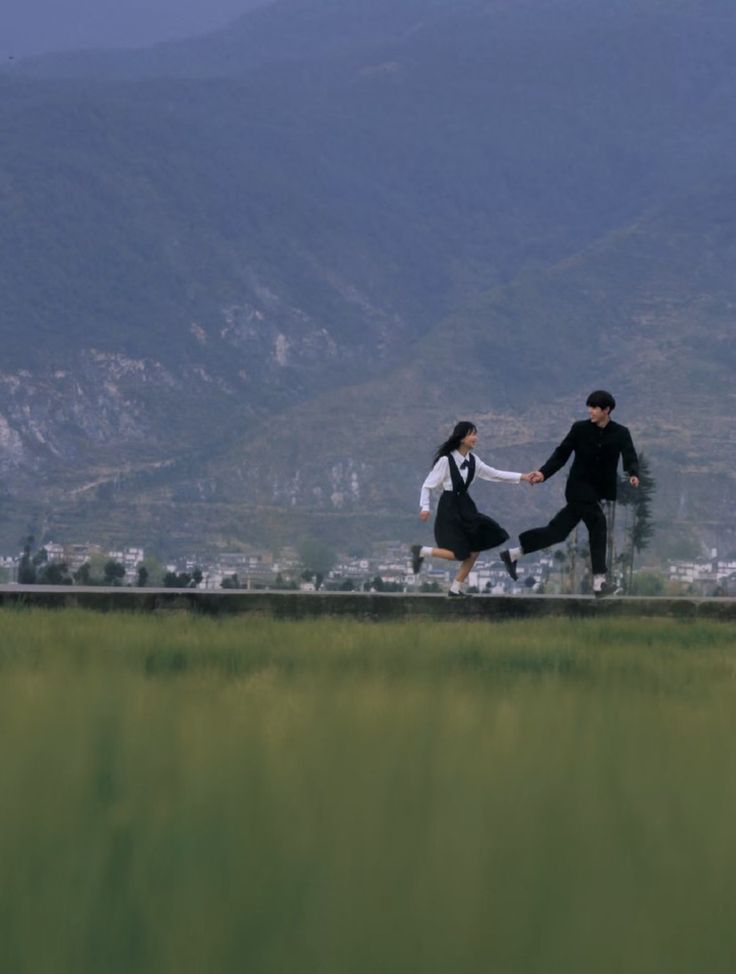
[164,571,191,588]
[17,537,78,585]
[16,537,62,585]
[86,552,111,584]
[552,549,567,593]
[139,555,164,587]
[618,454,656,590]
[629,571,665,596]
[605,498,618,576]
[37,561,73,585]
[566,527,579,593]
[273,573,297,590]
[18,537,36,584]
[32,548,48,570]
[367,575,403,592]
[103,560,126,586]
[136,564,149,587]
[297,537,336,588]
[559,530,587,593]
[220,574,240,589]
[419,581,441,593]
[74,562,92,585]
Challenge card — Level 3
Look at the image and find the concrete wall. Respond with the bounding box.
[1,586,735,621]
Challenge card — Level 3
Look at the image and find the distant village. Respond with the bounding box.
[1,539,735,597]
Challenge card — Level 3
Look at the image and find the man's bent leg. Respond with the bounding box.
[519,505,581,556]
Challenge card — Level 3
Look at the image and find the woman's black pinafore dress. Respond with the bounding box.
[434,453,509,560]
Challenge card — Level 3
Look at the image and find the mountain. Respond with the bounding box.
[2,0,273,60]
[13,0,736,85]
[1,0,735,554]
[26,180,736,560]
[149,180,736,554]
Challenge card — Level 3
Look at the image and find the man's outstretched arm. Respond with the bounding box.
[535,424,577,483]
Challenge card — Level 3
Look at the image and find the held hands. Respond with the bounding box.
[522,471,545,485]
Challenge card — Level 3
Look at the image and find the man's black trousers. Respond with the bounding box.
[519,500,607,575]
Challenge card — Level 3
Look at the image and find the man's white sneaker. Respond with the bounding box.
[594,582,623,598]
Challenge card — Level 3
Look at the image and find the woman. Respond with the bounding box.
[411,421,532,597]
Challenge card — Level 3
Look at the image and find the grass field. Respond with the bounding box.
[1,609,735,974]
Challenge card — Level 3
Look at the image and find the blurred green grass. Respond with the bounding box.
[1,609,735,974]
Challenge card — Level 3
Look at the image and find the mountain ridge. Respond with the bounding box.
[1,0,734,554]
[18,179,736,556]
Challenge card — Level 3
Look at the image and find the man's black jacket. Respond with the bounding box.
[539,419,639,503]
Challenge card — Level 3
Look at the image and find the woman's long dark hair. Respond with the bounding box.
[433,421,477,465]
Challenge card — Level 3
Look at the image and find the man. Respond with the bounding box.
[500,390,640,597]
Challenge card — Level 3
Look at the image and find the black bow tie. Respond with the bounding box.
[460,459,469,470]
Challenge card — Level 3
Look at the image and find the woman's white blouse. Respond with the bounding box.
[420,451,522,511]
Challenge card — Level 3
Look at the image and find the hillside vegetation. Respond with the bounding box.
[1,0,734,551]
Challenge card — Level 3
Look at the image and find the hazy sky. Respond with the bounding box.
[2,0,272,59]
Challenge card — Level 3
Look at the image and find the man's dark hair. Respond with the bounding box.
[586,390,616,412]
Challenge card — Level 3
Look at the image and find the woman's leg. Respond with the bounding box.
[429,548,457,560]
[411,544,458,573]
[455,552,479,582]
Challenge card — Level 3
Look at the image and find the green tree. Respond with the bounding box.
[37,561,73,585]
[629,571,665,596]
[139,556,164,587]
[103,560,126,586]
[559,530,587,593]
[17,537,36,584]
[618,454,656,590]
[32,549,48,567]
[552,549,567,593]
[605,499,618,576]
[164,571,191,588]
[74,562,92,585]
[297,537,336,589]
[87,553,111,584]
